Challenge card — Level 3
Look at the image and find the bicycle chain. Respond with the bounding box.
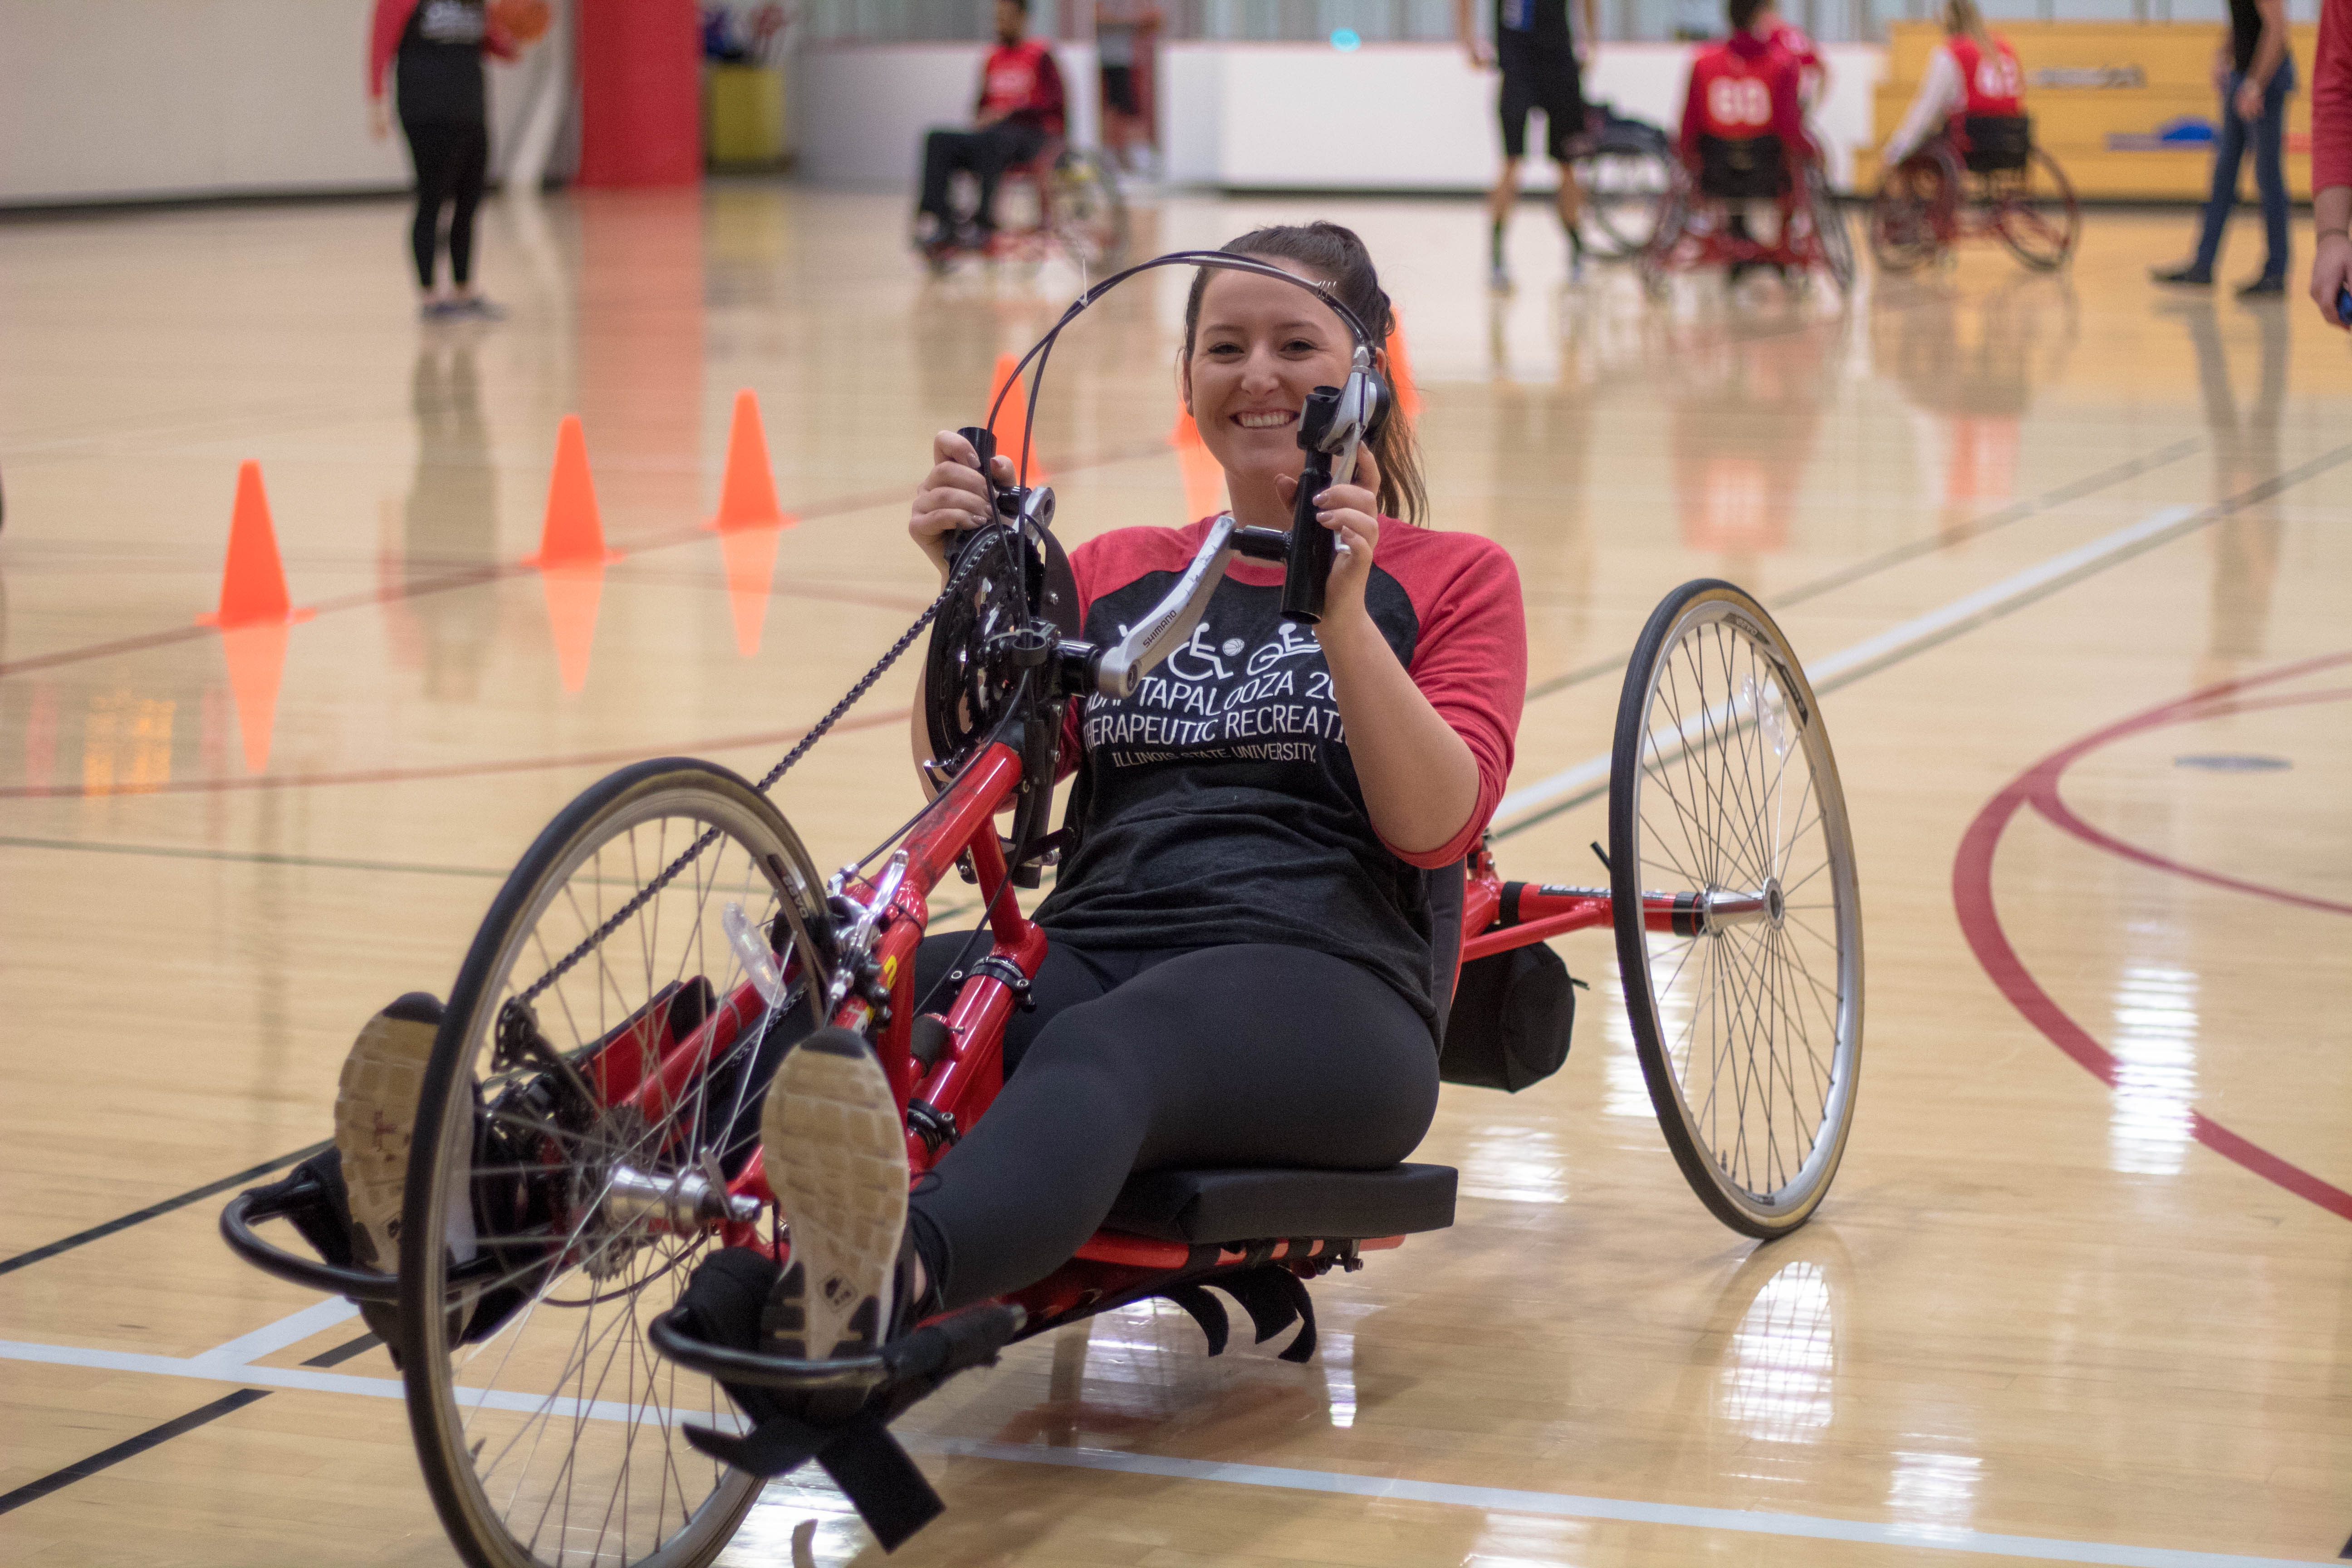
[509,540,994,1009]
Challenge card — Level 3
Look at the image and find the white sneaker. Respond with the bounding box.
[332,993,443,1272]
[759,1027,908,1360]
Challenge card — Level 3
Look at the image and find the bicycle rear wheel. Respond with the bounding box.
[1049,149,1131,272]
[1575,138,1675,260]
[1869,154,1954,274]
[1994,149,2080,271]
[1608,580,1863,1238]
[399,758,830,1568]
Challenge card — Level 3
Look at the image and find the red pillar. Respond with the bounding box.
[576,0,701,188]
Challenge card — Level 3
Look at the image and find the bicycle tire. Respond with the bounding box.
[1574,139,1675,260]
[1608,580,1863,1238]
[1049,149,1131,272]
[1868,153,1954,275]
[399,757,829,1568]
[1994,148,2080,272]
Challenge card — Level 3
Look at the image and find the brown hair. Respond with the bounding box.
[1180,222,1430,526]
[1942,0,1991,44]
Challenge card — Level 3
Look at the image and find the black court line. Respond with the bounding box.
[0,1388,271,1515]
[301,1332,381,1367]
[0,835,507,880]
[0,1141,328,1278]
[1494,441,2352,841]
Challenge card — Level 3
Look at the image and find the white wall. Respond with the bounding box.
[790,41,1100,186]
[0,0,546,207]
[1162,40,1882,192]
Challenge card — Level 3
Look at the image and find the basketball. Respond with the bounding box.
[490,0,552,44]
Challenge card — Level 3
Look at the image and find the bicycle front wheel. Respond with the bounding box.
[1049,149,1131,272]
[1608,580,1863,1239]
[1994,149,2080,271]
[399,758,831,1568]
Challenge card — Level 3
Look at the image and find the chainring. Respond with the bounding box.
[923,519,1080,774]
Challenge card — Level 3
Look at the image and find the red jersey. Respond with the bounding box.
[1946,35,2024,118]
[978,38,1067,137]
[1680,31,1808,167]
[1044,515,1525,1026]
[1769,23,1821,75]
[2318,0,2352,191]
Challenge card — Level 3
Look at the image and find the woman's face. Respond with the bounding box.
[1181,260,1356,495]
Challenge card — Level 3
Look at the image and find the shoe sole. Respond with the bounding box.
[760,1028,906,1360]
[333,995,443,1272]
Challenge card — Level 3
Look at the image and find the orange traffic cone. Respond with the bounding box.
[706,389,790,533]
[1383,307,1422,422]
[197,461,314,629]
[1170,408,1225,523]
[987,354,1048,483]
[526,415,623,568]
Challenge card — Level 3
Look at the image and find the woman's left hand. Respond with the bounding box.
[1275,442,1383,637]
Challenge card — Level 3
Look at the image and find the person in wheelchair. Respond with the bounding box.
[912,0,1067,263]
[1678,0,1814,281]
[763,221,1530,1361]
[1879,0,2029,180]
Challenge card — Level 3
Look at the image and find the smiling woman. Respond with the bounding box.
[819,221,1528,1329]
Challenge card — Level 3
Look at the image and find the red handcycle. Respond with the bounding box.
[223,252,1862,1568]
[1868,115,2080,275]
[1640,133,1857,298]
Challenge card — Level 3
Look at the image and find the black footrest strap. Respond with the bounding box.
[666,1247,1021,1553]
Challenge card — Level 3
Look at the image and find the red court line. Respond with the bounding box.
[2031,686,2352,918]
[0,710,910,800]
[1951,650,2352,1223]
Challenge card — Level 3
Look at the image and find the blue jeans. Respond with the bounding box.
[2193,59,2297,282]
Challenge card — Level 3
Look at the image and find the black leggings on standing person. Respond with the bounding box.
[403,118,489,289]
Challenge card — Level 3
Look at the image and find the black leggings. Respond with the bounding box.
[902,936,1441,1311]
[403,118,488,289]
[916,122,1049,236]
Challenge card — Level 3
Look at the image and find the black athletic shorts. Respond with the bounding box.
[1498,37,1586,162]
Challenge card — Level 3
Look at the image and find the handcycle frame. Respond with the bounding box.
[1642,142,1855,294]
[1870,132,2079,274]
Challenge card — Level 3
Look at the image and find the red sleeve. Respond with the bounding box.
[369,0,414,98]
[1034,49,1066,118]
[1775,57,1810,158]
[2318,0,2352,192]
[1388,534,1527,868]
[485,16,519,62]
[1679,55,1708,168]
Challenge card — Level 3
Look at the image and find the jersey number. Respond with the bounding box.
[1707,76,1772,129]
[1975,56,2021,100]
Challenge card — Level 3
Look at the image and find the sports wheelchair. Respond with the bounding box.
[922,140,1131,277]
[1869,115,2079,274]
[1568,103,1679,262]
[1640,133,1857,298]
[222,251,1863,1567]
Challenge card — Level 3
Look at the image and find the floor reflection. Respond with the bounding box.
[2168,299,2287,685]
[2107,958,2201,1177]
[1872,274,2075,539]
[396,339,499,700]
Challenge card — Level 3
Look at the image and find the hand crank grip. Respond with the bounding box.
[1281,386,1345,625]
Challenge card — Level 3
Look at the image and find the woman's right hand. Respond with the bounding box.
[911,429,1014,581]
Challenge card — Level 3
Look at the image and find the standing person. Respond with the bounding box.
[2308,0,2351,323]
[913,0,1068,263]
[2151,0,2296,297]
[369,0,521,320]
[1458,0,1600,291]
[1095,0,1161,175]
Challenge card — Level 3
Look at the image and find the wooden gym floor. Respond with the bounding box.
[0,186,2345,1567]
